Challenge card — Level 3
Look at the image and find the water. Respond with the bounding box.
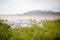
[9,21,43,28]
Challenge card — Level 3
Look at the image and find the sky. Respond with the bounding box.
[0,0,60,15]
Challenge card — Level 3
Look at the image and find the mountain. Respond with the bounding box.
[0,10,60,16]
[23,10,60,15]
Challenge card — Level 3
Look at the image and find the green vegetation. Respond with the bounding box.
[0,20,12,40]
[0,19,60,40]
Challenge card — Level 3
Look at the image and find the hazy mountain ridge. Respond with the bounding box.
[0,10,60,16]
[23,10,60,15]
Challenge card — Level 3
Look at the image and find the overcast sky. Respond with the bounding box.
[0,0,60,15]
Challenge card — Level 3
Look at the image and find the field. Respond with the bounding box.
[0,19,60,40]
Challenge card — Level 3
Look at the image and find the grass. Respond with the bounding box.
[0,19,60,40]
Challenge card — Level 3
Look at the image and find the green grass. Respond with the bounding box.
[0,19,60,40]
[0,22,12,40]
